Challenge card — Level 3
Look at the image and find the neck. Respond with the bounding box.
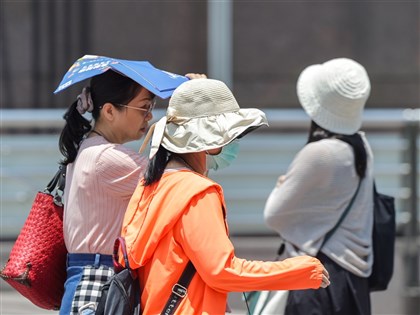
[171,153,206,175]
[90,125,121,144]
[90,129,103,137]
[90,129,110,142]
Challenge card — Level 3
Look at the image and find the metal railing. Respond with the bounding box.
[0,108,419,238]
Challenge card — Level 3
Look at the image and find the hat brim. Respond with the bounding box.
[161,108,268,154]
[297,64,362,135]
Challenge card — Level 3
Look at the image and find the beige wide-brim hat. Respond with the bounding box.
[297,58,371,135]
[141,78,268,158]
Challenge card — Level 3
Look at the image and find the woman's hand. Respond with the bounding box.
[185,73,207,80]
[320,267,331,288]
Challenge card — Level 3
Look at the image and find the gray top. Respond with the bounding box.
[264,133,374,277]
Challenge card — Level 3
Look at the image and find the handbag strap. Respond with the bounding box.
[44,165,66,207]
[320,178,362,249]
[373,180,379,195]
[161,261,196,315]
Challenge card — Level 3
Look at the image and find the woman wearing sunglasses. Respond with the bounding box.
[58,65,205,315]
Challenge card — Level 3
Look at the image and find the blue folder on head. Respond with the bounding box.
[54,55,189,99]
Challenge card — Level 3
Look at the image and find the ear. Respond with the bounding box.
[100,103,117,122]
[206,147,222,155]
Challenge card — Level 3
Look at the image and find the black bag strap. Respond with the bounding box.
[320,178,362,249]
[44,164,66,207]
[276,178,363,256]
[160,260,196,315]
[373,181,379,195]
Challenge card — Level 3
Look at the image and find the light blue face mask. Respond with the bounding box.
[206,139,240,171]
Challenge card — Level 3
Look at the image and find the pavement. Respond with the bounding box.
[0,236,418,315]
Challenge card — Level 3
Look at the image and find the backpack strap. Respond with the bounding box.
[320,178,362,249]
[275,178,363,256]
[160,261,196,315]
[112,237,134,275]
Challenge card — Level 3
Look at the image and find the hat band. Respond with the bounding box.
[139,123,156,154]
[147,116,168,158]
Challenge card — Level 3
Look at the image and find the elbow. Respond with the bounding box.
[263,208,281,232]
[263,195,282,231]
[263,209,272,226]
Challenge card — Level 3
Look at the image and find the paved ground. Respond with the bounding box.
[0,236,418,314]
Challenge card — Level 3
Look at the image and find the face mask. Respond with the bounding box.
[206,140,240,171]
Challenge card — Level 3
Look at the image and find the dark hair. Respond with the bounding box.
[59,70,142,165]
[144,146,171,186]
[307,121,367,178]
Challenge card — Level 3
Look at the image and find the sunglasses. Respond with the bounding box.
[114,99,156,116]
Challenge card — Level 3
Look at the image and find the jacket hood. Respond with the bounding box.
[121,170,224,268]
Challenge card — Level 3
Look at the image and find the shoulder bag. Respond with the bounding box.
[0,165,67,310]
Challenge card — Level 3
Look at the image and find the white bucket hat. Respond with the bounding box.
[140,78,268,158]
[297,58,371,135]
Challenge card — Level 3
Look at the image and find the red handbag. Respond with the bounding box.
[0,165,67,310]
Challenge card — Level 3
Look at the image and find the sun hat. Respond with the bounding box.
[297,58,371,135]
[140,78,268,158]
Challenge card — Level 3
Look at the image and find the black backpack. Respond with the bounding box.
[368,184,396,291]
[321,180,396,291]
[95,237,197,315]
[95,237,140,315]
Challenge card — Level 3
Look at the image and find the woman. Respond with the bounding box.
[121,78,330,315]
[264,58,374,314]
[58,65,205,314]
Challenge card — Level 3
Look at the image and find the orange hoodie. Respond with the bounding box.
[121,170,323,315]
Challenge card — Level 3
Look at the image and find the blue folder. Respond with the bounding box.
[54,55,188,99]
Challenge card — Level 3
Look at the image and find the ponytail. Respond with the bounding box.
[59,101,92,165]
[144,146,170,186]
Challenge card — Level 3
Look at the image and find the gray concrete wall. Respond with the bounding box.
[233,2,420,108]
[1,1,418,109]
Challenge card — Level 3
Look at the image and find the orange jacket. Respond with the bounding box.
[121,170,323,314]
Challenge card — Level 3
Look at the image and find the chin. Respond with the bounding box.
[135,131,145,140]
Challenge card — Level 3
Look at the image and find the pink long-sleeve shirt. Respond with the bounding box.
[63,136,147,254]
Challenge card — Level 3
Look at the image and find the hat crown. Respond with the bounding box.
[318,58,370,113]
[168,79,239,119]
[297,58,371,135]
[145,78,268,158]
